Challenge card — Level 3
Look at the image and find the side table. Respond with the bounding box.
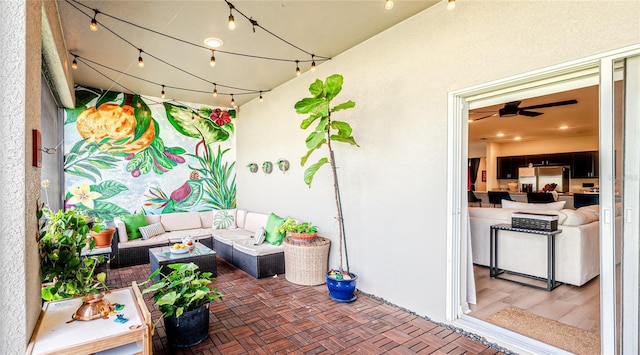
[490,223,563,291]
[284,236,330,286]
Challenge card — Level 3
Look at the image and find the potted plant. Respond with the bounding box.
[294,74,359,302]
[89,217,116,247]
[277,217,318,242]
[38,206,108,303]
[141,263,222,348]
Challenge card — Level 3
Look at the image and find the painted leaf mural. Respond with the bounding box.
[64,86,237,221]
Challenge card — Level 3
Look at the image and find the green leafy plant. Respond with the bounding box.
[294,74,358,274]
[141,263,222,318]
[38,207,107,301]
[277,217,318,234]
[188,145,236,210]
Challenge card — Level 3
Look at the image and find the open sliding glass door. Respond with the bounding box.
[600,53,640,354]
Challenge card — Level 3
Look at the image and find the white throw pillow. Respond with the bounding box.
[501,200,566,211]
[562,209,598,226]
[254,227,266,245]
[212,209,237,229]
[577,204,599,218]
[138,222,165,239]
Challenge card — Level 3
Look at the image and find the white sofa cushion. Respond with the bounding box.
[501,200,566,210]
[562,209,599,226]
[469,207,568,225]
[213,229,254,246]
[166,229,213,243]
[199,211,214,228]
[145,215,161,225]
[236,210,247,229]
[243,212,269,233]
[232,238,284,256]
[118,234,170,249]
[160,212,201,231]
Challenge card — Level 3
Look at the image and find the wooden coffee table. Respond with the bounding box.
[149,243,217,279]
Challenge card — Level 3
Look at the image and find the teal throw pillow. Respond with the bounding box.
[264,213,286,246]
[120,211,147,240]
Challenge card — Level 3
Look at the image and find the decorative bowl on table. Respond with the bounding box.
[170,243,189,254]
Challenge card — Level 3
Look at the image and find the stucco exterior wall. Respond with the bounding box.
[237,1,640,321]
[0,0,43,352]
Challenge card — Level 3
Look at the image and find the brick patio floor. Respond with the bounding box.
[106,258,511,354]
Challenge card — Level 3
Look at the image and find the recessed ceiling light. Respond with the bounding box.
[203,37,224,48]
[559,125,568,129]
[497,133,504,137]
[514,136,521,140]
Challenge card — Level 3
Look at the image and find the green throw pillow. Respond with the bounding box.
[120,211,147,240]
[264,213,286,246]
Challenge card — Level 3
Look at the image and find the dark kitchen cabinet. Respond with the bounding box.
[526,153,572,166]
[572,151,599,178]
[497,155,525,179]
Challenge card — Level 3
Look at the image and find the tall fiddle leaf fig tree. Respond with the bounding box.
[294,74,358,273]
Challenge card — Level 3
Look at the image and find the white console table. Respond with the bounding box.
[26,283,152,355]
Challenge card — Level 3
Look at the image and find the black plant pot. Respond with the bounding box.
[164,304,209,348]
[326,272,358,303]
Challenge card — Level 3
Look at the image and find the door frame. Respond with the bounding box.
[446,44,640,353]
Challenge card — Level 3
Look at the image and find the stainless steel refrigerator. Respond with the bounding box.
[518,166,570,192]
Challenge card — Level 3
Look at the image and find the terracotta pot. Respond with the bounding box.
[290,232,317,242]
[90,227,115,247]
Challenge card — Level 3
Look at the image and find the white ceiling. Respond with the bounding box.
[56,0,439,107]
[468,85,599,144]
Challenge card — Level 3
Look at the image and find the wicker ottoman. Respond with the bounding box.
[283,236,330,286]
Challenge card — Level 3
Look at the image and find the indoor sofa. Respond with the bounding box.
[469,201,606,286]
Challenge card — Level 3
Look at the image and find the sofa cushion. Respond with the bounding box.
[118,234,170,249]
[577,204,599,218]
[264,213,286,246]
[501,200,566,210]
[145,214,161,225]
[161,212,201,231]
[254,227,266,245]
[236,210,247,229]
[213,230,254,245]
[469,207,515,220]
[562,209,599,226]
[199,210,214,228]
[166,229,213,243]
[120,211,147,240]
[243,212,269,233]
[139,222,165,240]
[212,209,237,229]
[232,238,284,256]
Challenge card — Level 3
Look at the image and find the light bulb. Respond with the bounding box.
[90,18,98,31]
[295,60,301,76]
[259,91,263,102]
[447,0,456,10]
[210,51,216,67]
[138,50,144,68]
[213,85,218,97]
[228,14,236,30]
[231,94,235,106]
[385,0,394,10]
[161,85,165,99]
[311,55,316,71]
[72,58,78,69]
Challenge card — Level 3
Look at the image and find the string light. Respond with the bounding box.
[259,91,263,102]
[231,94,235,106]
[227,3,236,30]
[213,84,218,97]
[161,84,165,98]
[210,50,216,67]
[71,55,78,69]
[90,9,98,31]
[447,0,456,10]
[250,18,258,33]
[137,49,144,68]
[385,0,394,10]
[295,60,301,76]
[311,55,316,71]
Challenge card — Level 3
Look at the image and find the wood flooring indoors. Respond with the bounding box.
[468,265,601,335]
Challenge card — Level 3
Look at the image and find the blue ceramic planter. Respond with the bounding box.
[326,272,358,303]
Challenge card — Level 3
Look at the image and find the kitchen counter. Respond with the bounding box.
[471,191,590,209]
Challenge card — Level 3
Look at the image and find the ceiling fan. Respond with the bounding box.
[471,99,578,121]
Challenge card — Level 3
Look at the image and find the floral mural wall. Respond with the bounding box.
[63,86,236,221]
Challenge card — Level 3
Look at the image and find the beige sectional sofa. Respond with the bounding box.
[112,209,285,278]
[469,202,607,286]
